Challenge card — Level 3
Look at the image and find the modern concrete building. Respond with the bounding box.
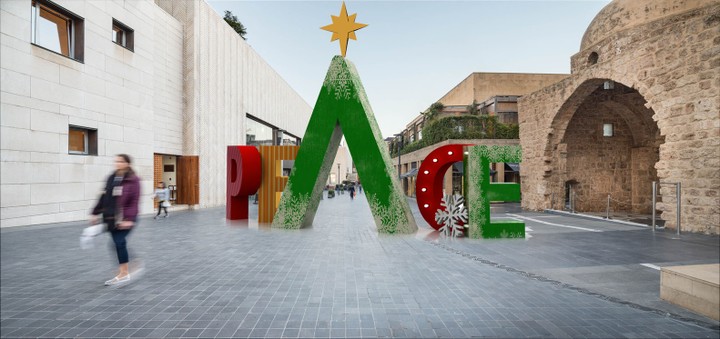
[0,0,311,227]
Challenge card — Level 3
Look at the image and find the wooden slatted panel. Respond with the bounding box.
[153,154,163,201]
[258,146,299,223]
[177,156,199,205]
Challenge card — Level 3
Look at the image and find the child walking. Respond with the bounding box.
[153,182,170,219]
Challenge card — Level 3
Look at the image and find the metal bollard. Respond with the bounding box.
[652,181,657,232]
[606,194,610,219]
[676,182,681,237]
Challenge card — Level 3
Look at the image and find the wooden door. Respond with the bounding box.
[177,156,199,205]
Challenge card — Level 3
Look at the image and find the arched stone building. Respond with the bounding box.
[519,0,720,234]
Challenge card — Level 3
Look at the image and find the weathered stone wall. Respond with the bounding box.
[519,3,720,234]
[562,96,635,213]
[552,84,662,214]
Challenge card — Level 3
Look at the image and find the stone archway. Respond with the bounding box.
[547,79,664,214]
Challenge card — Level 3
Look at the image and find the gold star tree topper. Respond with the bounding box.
[321,2,368,57]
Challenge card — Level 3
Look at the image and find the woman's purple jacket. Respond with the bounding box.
[92,173,141,222]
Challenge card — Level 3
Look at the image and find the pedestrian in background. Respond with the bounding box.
[153,182,170,219]
[90,154,141,286]
[358,183,363,194]
[349,184,355,200]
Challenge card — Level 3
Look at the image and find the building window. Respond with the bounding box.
[246,116,275,146]
[245,114,300,146]
[603,123,614,137]
[68,126,97,155]
[112,19,134,51]
[497,112,519,125]
[588,52,599,65]
[31,0,84,62]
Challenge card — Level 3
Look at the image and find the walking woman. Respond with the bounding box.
[90,154,141,286]
[153,182,170,219]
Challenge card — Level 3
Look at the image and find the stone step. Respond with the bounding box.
[660,264,719,321]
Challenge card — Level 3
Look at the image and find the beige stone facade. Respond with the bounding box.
[519,0,720,234]
[391,72,568,196]
[0,0,311,227]
[437,73,569,107]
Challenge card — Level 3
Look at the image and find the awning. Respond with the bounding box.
[505,163,520,172]
[400,168,418,178]
[453,162,497,175]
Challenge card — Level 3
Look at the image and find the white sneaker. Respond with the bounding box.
[104,275,130,286]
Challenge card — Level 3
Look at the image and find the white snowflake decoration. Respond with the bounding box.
[435,194,468,237]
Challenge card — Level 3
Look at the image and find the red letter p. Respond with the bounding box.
[227,146,262,220]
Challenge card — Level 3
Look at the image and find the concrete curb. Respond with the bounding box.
[544,209,650,228]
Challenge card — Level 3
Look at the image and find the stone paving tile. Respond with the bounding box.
[2,194,719,338]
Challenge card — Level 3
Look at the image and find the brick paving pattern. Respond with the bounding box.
[2,193,718,338]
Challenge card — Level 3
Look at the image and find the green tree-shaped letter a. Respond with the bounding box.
[272,56,417,234]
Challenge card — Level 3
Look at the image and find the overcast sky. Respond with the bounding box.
[207,0,611,137]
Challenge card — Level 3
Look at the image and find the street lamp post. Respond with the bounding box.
[394,133,404,180]
[276,129,284,145]
[337,163,340,185]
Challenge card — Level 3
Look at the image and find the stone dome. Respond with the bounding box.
[579,0,717,51]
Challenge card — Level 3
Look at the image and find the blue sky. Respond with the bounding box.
[207,0,610,137]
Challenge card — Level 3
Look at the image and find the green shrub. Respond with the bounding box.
[391,116,518,156]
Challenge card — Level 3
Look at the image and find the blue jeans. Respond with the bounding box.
[110,228,132,264]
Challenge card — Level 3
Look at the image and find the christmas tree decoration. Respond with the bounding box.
[465,145,524,239]
[272,56,417,233]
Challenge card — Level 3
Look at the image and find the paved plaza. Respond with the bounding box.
[1,192,719,338]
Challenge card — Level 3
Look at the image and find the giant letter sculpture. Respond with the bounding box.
[465,145,524,238]
[415,144,471,230]
[273,56,417,233]
[258,146,299,223]
[226,146,262,220]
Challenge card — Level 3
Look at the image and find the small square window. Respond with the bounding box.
[31,0,84,62]
[112,19,134,51]
[68,126,97,155]
[603,123,614,137]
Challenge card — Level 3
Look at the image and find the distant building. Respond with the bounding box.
[325,141,353,186]
[390,73,567,197]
